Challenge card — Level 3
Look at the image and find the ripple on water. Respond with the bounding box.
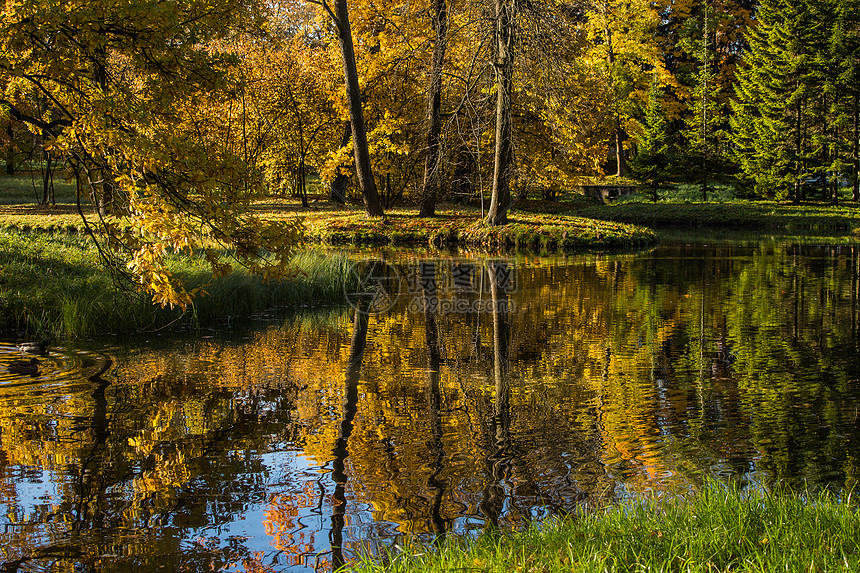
[0,344,113,408]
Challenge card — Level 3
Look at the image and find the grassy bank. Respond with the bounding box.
[0,202,660,253]
[294,207,659,252]
[0,230,353,339]
[577,201,860,232]
[354,485,860,573]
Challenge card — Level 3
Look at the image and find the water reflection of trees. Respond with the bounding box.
[0,349,307,570]
[4,242,860,570]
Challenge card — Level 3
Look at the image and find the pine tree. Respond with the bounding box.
[730,0,826,201]
[630,76,673,202]
[681,1,728,202]
[830,0,860,201]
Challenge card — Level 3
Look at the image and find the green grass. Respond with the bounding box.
[577,200,860,233]
[295,205,659,252]
[613,183,738,204]
[353,483,860,573]
[0,230,352,339]
[0,170,79,205]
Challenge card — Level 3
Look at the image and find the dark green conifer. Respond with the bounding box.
[630,76,673,202]
[730,0,824,201]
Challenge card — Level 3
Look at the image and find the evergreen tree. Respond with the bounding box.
[830,0,860,201]
[730,0,826,201]
[681,2,728,202]
[630,76,673,202]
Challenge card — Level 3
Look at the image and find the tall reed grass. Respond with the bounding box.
[0,230,352,339]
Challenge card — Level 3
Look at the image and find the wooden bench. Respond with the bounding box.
[581,184,636,204]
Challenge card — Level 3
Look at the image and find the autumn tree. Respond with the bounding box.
[418,0,450,217]
[514,3,607,197]
[583,0,663,179]
[680,2,730,201]
[238,34,342,207]
[313,0,386,216]
[485,0,516,226]
[485,0,591,225]
[0,0,303,307]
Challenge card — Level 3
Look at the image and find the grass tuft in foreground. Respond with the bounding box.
[352,484,860,572]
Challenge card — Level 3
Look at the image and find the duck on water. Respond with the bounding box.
[17,340,49,355]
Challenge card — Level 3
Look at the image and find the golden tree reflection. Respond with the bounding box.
[3,243,860,570]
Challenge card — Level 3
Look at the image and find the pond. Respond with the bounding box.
[3,236,860,572]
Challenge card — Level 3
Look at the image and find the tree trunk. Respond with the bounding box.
[41,150,53,206]
[331,0,385,217]
[297,118,309,208]
[854,94,859,202]
[486,0,514,227]
[418,0,449,218]
[5,122,14,175]
[615,125,628,177]
[298,159,309,208]
[330,122,351,203]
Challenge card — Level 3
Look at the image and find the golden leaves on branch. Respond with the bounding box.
[1,0,302,309]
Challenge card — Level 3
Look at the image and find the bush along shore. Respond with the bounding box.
[0,230,354,339]
[352,484,860,573]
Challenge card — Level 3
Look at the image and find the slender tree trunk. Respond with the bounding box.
[418,0,449,218]
[41,150,52,205]
[298,160,308,207]
[94,47,116,216]
[330,122,351,203]
[486,0,514,227]
[5,122,14,175]
[297,121,309,208]
[331,0,385,217]
[793,98,802,204]
[615,125,628,177]
[853,94,859,202]
[603,23,627,179]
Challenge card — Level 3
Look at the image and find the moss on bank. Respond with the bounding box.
[1,203,659,252]
[353,484,860,573]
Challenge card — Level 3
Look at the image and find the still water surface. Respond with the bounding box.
[3,238,860,571]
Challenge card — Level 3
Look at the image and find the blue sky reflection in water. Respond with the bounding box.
[2,238,860,571]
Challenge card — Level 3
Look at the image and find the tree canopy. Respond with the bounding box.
[0,0,302,307]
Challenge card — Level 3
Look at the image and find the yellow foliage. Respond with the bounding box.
[0,0,301,308]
